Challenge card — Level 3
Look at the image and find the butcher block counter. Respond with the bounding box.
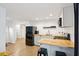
[38,39,74,56]
[38,39,74,48]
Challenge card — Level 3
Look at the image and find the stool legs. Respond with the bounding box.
[37,48,48,56]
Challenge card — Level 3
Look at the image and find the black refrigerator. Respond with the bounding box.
[26,26,37,46]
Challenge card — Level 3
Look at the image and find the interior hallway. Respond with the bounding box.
[6,38,40,56]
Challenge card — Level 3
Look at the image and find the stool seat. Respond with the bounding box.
[37,48,48,56]
[56,51,67,56]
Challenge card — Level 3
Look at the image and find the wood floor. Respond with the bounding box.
[6,38,40,56]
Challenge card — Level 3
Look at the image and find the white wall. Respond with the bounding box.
[34,19,58,35]
[31,19,65,35]
[0,7,6,52]
[6,26,10,43]
[6,26,17,43]
[15,21,30,39]
[6,20,17,43]
[6,20,30,43]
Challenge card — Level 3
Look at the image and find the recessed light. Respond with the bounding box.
[16,24,20,28]
[35,17,39,20]
[49,13,53,16]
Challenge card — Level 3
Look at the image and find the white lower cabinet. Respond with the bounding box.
[50,46,74,56]
[40,44,74,56]
[34,35,40,46]
[34,35,53,46]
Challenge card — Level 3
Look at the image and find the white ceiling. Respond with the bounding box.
[0,3,73,22]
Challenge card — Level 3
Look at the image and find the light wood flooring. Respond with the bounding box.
[6,38,40,56]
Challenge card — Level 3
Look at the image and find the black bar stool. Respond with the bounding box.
[56,51,67,56]
[37,48,48,56]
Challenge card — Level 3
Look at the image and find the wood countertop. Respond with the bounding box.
[38,39,74,48]
[34,34,53,36]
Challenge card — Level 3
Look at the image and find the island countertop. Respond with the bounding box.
[38,39,74,48]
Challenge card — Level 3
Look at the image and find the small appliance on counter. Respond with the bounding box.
[35,31,39,34]
[64,33,70,40]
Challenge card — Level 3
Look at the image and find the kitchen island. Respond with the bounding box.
[34,34,54,46]
[38,39,74,56]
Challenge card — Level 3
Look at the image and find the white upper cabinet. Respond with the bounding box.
[59,5,74,27]
[63,6,74,27]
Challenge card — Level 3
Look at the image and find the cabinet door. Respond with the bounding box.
[63,6,74,27]
[50,46,74,56]
[34,35,40,45]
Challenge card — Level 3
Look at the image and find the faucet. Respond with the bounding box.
[47,30,53,39]
[47,30,50,35]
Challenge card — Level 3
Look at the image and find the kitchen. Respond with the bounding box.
[25,3,74,56]
[0,3,74,56]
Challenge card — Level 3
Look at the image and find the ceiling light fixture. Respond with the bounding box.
[49,13,53,16]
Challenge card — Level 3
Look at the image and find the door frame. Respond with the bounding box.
[74,3,78,56]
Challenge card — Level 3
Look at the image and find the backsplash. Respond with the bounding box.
[33,19,74,42]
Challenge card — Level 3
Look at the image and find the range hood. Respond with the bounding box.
[43,26,56,29]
